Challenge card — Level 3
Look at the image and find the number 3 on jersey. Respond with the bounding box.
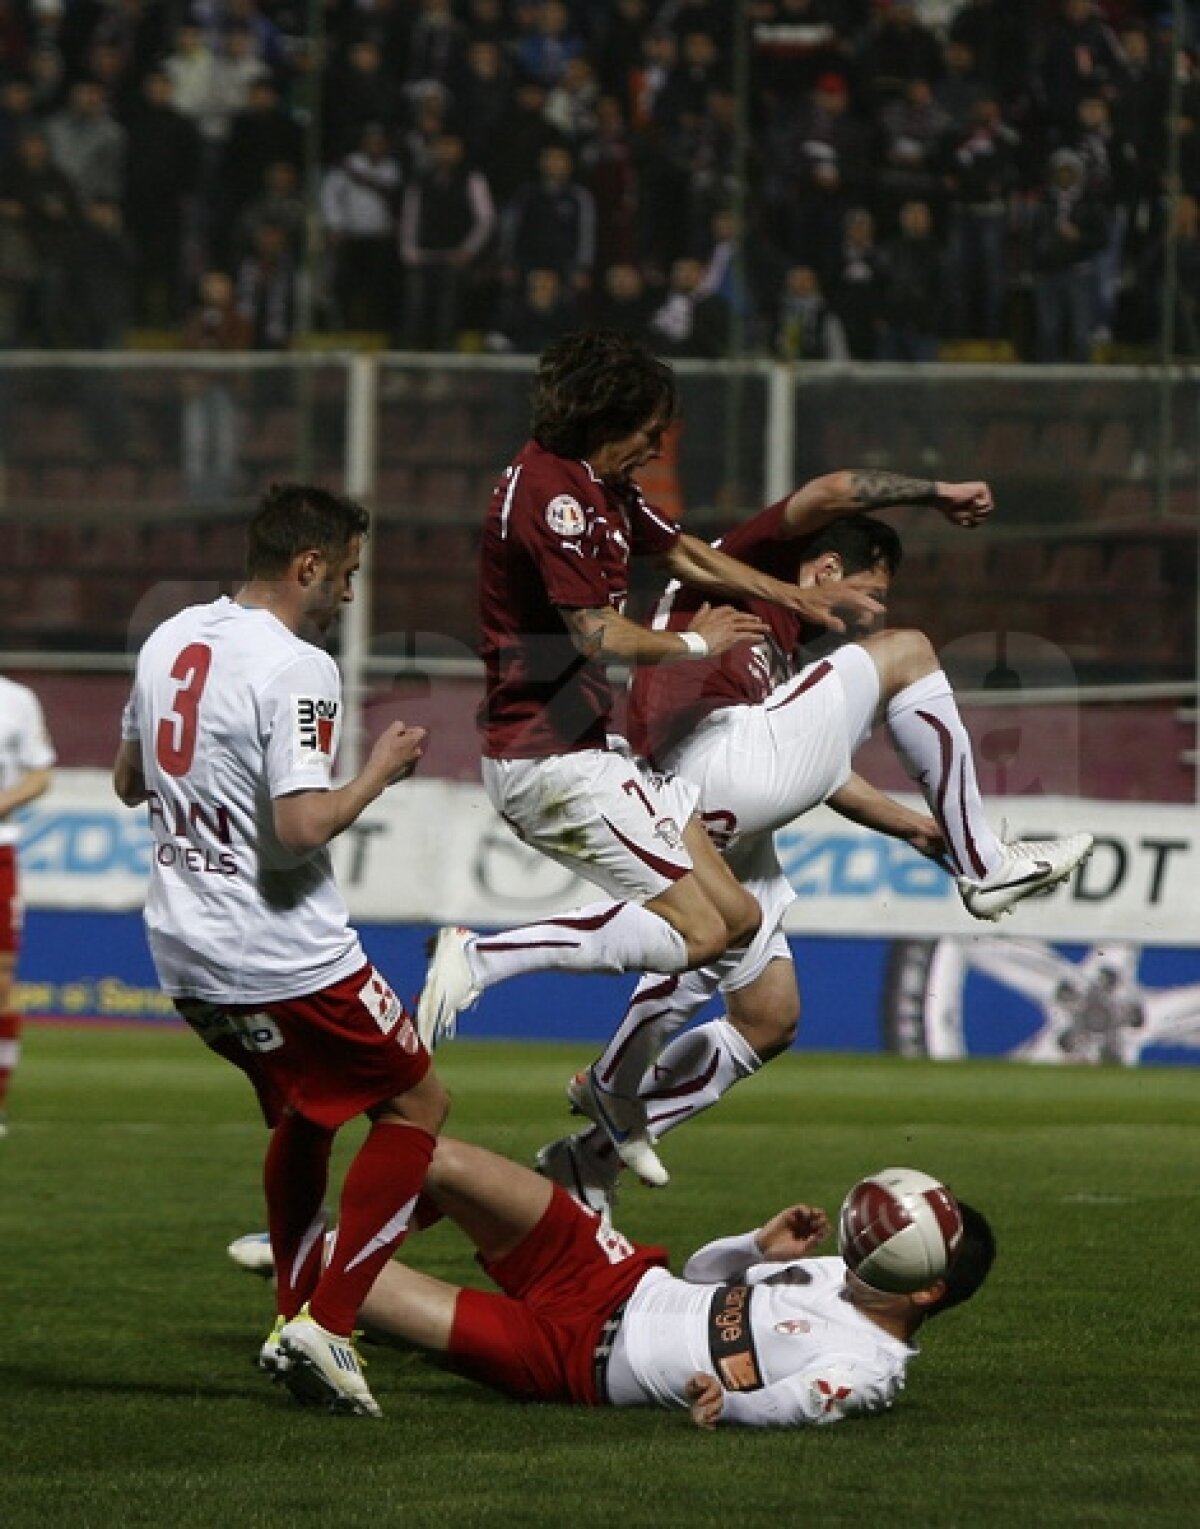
[156,642,213,777]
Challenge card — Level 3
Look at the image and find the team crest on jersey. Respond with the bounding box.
[654,816,683,851]
[293,695,338,758]
[545,494,586,536]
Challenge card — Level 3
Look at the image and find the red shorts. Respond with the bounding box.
[176,963,431,1131]
[0,846,21,955]
[448,1185,669,1406]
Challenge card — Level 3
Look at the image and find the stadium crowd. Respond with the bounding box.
[0,0,1195,361]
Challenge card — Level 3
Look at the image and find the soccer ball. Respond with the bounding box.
[837,1167,964,1294]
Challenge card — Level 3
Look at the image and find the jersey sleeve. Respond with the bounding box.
[623,483,682,558]
[16,688,56,770]
[681,1231,764,1284]
[718,1354,902,1429]
[259,651,344,799]
[709,499,790,563]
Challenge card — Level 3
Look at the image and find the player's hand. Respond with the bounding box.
[755,1204,831,1261]
[369,721,428,785]
[903,814,950,866]
[686,1373,724,1430]
[934,480,993,528]
[687,602,769,657]
[783,582,885,634]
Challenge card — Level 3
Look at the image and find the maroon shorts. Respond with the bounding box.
[0,847,19,955]
[448,1185,669,1406]
[176,962,431,1131]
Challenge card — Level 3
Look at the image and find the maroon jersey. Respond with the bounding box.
[478,439,681,758]
[628,499,810,761]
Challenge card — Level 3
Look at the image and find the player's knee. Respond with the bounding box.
[682,905,733,967]
[889,627,938,683]
[725,887,762,951]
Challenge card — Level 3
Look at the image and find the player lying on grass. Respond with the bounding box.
[424,471,1094,1204]
[231,1137,995,1427]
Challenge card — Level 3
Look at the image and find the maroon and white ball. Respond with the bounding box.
[837,1167,964,1294]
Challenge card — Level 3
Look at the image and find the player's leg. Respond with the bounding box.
[850,631,1093,917]
[418,752,760,1047]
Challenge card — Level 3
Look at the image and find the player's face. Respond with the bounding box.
[304,536,362,637]
[839,563,892,635]
[588,412,669,481]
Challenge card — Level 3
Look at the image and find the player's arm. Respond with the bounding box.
[780,470,993,538]
[827,773,947,863]
[681,1207,828,1284]
[112,740,148,807]
[687,1358,893,1430]
[0,764,52,819]
[273,722,426,855]
[663,531,883,634]
[560,602,767,665]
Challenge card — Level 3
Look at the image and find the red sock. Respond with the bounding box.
[0,1011,21,1111]
[264,1112,334,1319]
[309,1120,436,1336]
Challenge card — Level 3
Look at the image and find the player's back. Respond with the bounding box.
[128,598,364,1004]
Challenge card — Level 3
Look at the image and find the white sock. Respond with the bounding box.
[468,901,689,989]
[642,1018,762,1138]
[591,965,720,1100]
[885,670,1004,880]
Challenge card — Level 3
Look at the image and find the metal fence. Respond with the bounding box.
[0,352,1195,775]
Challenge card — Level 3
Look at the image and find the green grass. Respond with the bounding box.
[2,1027,1198,1529]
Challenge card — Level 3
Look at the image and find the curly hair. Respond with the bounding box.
[530,329,677,460]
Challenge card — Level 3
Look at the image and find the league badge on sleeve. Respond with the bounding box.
[545,494,587,537]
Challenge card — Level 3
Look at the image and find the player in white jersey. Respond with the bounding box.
[0,676,55,1135]
[114,483,449,1417]
[231,1135,995,1427]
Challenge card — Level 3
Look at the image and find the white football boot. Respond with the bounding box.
[567,1066,669,1188]
[415,926,480,1050]
[534,1132,622,1218]
[277,1308,381,1417]
[958,833,1093,922]
[227,1231,275,1278]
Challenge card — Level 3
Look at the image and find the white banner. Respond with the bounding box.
[17,771,1199,946]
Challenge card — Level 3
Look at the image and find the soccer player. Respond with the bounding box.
[0,675,55,1136]
[417,329,885,1047]
[231,1136,996,1428]
[536,473,1093,1200]
[113,483,449,1417]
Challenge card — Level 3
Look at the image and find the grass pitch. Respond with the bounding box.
[1,1026,1197,1529]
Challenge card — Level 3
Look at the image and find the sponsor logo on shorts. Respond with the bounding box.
[293,696,339,759]
[654,816,683,852]
[545,494,586,536]
[358,969,420,1053]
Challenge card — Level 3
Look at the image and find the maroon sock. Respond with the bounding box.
[309,1121,437,1336]
[264,1112,334,1319]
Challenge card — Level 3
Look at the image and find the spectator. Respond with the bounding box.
[1029,147,1109,364]
[235,217,301,348]
[323,39,404,163]
[481,76,562,206]
[878,197,944,361]
[647,254,729,357]
[1112,24,1168,254]
[401,0,468,97]
[400,80,450,181]
[500,143,596,296]
[218,75,302,252]
[1039,0,1127,135]
[69,196,136,348]
[876,76,952,223]
[234,158,306,265]
[593,260,655,336]
[772,72,872,277]
[830,205,885,360]
[0,75,36,165]
[514,0,584,89]
[28,39,66,117]
[942,94,1020,340]
[855,0,944,108]
[596,0,651,103]
[399,131,495,351]
[1132,192,1200,355]
[45,79,126,204]
[0,126,79,345]
[580,92,639,269]
[488,265,578,353]
[1065,92,1128,343]
[694,205,787,353]
[181,268,252,502]
[456,38,511,170]
[121,67,201,326]
[319,122,401,332]
[774,262,850,361]
[948,0,1033,109]
[545,54,601,144]
[934,38,986,134]
[653,28,726,134]
[164,23,227,167]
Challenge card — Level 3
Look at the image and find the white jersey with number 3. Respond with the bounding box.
[122,598,365,1002]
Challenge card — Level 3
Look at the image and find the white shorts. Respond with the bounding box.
[483,744,700,903]
[660,646,880,851]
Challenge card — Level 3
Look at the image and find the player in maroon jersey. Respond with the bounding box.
[538,470,1094,1201]
[416,330,886,1049]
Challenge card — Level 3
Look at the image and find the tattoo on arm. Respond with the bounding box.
[564,607,613,659]
[848,470,937,508]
